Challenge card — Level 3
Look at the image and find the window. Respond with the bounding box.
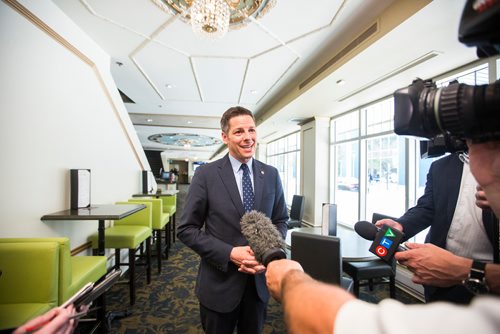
[330,60,495,231]
[331,98,407,228]
[266,132,301,206]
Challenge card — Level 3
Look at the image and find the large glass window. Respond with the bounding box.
[331,99,407,228]
[366,134,406,219]
[266,132,301,206]
[330,61,493,230]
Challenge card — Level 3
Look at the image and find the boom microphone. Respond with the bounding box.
[353,220,408,262]
[240,210,286,266]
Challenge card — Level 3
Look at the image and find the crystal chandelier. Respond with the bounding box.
[151,0,276,40]
[191,0,230,40]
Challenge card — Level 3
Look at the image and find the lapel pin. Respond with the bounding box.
[261,170,264,175]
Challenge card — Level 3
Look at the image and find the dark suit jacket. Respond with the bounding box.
[397,153,492,303]
[177,154,288,313]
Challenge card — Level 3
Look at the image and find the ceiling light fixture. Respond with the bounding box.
[336,79,346,86]
[151,0,276,40]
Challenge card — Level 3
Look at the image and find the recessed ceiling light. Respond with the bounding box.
[187,121,193,124]
[336,79,346,86]
[250,90,258,94]
[166,84,175,89]
[146,118,153,122]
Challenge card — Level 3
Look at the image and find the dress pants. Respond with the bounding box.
[200,275,267,334]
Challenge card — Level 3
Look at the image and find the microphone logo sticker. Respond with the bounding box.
[384,228,396,238]
[380,237,393,249]
[375,246,388,257]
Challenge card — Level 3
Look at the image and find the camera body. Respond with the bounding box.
[420,134,467,159]
[393,0,500,144]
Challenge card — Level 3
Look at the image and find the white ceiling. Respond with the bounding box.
[52,0,478,162]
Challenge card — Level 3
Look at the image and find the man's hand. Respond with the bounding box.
[265,259,304,302]
[395,243,472,287]
[374,218,403,232]
[475,185,491,210]
[230,246,265,274]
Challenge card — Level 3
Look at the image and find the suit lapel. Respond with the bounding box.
[218,155,245,216]
[253,160,265,211]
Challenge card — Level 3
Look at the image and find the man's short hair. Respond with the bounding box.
[220,106,255,133]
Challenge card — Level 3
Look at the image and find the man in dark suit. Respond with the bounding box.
[376,153,495,304]
[177,106,288,334]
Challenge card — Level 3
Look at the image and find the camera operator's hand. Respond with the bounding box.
[467,140,500,217]
[374,218,403,232]
[475,185,491,210]
[395,243,472,287]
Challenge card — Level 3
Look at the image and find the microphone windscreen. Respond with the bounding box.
[354,220,378,241]
[240,210,286,266]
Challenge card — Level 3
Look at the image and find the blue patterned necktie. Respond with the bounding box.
[241,163,254,212]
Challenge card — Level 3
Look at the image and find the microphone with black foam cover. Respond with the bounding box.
[240,210,286,266]
[354,220,408,262]
[354,220,378,241]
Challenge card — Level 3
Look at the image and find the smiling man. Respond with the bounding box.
[177,106,289,334]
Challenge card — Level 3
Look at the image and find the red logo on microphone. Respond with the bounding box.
[375,246,388,257]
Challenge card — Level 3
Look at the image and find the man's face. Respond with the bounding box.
[222,115,256,163]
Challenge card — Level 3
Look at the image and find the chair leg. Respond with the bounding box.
[146,237,152,284]
[172,213,176,243]
[389,275,396,298]
[353,280,360,297]
[368,278,374,291]
[164,224,169,259]
[129,249,136,305]
[155,230,162,274]
[114,249,121,269]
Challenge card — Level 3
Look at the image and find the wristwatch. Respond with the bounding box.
[462,260,489,295]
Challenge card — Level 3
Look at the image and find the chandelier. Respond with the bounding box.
[151,0,276,40]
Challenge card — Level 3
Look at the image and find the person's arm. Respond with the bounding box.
[395,243,500,294]
[14,306,76,334]
[266,260,354,334]
[395,242,472,287]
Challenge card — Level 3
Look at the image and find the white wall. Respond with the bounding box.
[0,0,151,251]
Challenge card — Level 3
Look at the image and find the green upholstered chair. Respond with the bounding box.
[0,241,59,331]
[0,237,106,305]
[0,237,107,333]
[90,202,152,305]
[160,194,177,242]
[128,198,170,274]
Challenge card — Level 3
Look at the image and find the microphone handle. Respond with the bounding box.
[262,248,286,266]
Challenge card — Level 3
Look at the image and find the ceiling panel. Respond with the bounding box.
[192,57,248,102]
[52,0,475,161]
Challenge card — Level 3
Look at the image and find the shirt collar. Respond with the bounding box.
[228,155,253,175]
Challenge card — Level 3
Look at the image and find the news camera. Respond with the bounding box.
[393,0,500,142]
[420,133,467,159]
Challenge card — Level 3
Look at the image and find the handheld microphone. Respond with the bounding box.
[353,220,408,262]
[240,210,286,266]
